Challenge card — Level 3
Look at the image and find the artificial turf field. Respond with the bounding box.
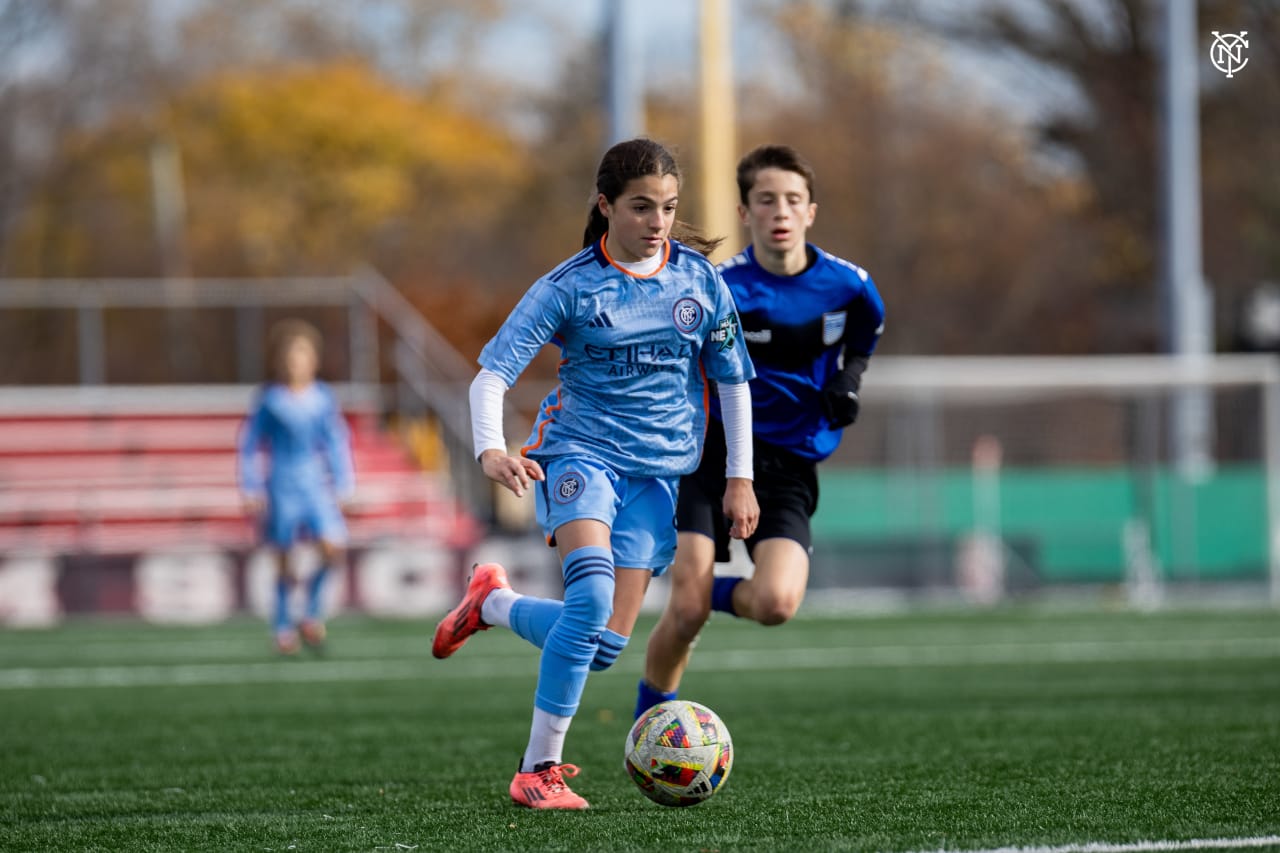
[1,607,1278,852]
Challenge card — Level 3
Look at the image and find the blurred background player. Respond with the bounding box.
[637,144,885,716]
[238,319,355,655]
[431,137,759,810]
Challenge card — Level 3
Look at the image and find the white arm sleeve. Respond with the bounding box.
[470,368,509,459]
[717,381,753,480]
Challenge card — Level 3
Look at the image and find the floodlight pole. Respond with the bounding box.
[699,0,738,263]
[605,0,643,144]
[77,297,105,385]
[1160,0,1215,478]
[1266,375,1280,606]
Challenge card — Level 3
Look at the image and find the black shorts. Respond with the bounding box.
[676,417,819,563]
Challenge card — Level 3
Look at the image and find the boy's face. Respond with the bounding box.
[282,337,318,385]
[740,167,816,256]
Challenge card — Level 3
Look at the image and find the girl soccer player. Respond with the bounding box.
[431,137,759,810]
[238,319,354,655]
[637,144,885,717]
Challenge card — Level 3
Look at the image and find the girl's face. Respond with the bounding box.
[600,173,679,263]
[282,337,318,386]
[740,167,816,256]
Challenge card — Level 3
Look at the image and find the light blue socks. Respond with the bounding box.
[305,566,329,621]
[533,546,614,716]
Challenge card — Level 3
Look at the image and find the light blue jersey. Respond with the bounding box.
[238,382,354,546]
[480,238,755,478]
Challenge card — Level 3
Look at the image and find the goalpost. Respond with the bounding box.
[817,354,1280,607]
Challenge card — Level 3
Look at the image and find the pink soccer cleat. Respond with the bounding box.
[509,762,589,810]
[431,563,510,660]
[274,628,300,656]
[299,619,327,649]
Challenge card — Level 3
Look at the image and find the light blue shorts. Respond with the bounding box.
[263,488,348,548]
[535,456,678,574]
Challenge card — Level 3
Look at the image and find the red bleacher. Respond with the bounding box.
[0,386,478,555]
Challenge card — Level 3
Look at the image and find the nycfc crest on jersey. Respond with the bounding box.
[479,239,755,479]
[673,298,703,332]
[553,471,585,504]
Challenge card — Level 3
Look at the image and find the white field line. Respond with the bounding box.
[906,835,1280,853]
[1,635,1279,690]
[8,626,1273,662]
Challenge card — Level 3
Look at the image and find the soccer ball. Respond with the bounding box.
[623,699,733,807]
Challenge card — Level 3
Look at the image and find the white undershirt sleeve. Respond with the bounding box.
[717,381,753,480]
[469,368,509,459]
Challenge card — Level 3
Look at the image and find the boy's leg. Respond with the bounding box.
[638,532,716,713]
[725,537,810,625]
[721,451,816,625]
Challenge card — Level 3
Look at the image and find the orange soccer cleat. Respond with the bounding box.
[431,563,510,660]
[509,762,589,810]
[274,627,300,656]
[299,619,327,649]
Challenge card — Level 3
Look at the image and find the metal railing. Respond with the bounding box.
[0,271,493,520]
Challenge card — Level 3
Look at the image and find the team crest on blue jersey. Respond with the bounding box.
[553,471,585,504]
[672,298,703,333]
[822,311,847,346]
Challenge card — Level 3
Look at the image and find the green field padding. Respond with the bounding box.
[815,465,1270,582]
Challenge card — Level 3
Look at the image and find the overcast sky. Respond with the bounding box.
[469,0,1082,129]
[474,1,793,93]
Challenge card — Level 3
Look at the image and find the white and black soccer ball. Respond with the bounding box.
[624,699,733,807]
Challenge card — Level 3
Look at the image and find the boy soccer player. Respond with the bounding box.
[637,144,885,716]
[238,319,354,654]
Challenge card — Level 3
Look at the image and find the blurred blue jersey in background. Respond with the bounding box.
[238,382,354,546]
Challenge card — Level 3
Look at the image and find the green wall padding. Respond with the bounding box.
[814,465,1269,582]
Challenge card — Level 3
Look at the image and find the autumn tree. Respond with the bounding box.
[9,62,529,279]
[0,0,509,273]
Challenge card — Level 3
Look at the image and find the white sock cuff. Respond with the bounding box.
[522,706,574,771]
[480,587,519,629]
[538,707,573,733]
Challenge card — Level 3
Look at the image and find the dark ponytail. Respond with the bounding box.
[582,138,724,256]
[669,221,723,257]
[583,204,610,249]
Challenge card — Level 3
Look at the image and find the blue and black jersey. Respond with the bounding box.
[711,243,884,462]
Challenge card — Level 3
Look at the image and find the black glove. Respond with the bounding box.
[821,371,860,428]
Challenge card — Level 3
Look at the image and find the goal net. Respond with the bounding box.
[810,354,1280,608]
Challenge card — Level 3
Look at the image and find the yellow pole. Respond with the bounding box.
[699,0,738,263]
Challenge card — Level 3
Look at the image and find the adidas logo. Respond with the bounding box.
[587,311,614,328]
